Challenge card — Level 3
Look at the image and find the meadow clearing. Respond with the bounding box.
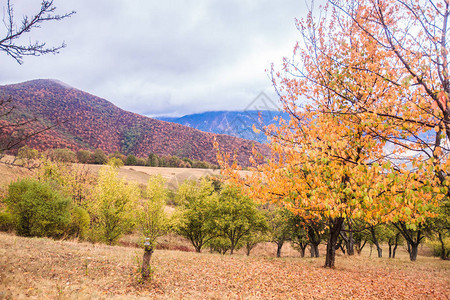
[0,231,448,299]
[0,163,448,299]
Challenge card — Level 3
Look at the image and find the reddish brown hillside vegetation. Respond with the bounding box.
[0,79,264,166]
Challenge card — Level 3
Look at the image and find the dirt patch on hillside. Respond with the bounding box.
[0,163,34,187]
[85,165,227,188]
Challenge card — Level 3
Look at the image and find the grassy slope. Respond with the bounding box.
[0,163,33,187]
[86,165,224,188]
[1,163,448,298]
[0,232,448,299]
[0,160,228,189]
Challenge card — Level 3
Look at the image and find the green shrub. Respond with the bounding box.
[89,167,138,245]
[77,150,93,164]
[107,157,124,168]
[0,210,15,232]
[48,148,77,163]
[4,179,71,238]
[208,237,232,255]
[428,238,450,259]
[91,149,108,164]
[67,206,90,239]
[125,155,137,166]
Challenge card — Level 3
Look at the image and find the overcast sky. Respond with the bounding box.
[0,0,317,117]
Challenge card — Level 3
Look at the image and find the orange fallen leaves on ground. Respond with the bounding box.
[0,232,448,299]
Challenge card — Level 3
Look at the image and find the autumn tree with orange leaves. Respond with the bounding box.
[217,0,448,267]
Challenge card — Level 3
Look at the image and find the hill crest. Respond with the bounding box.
[0,79,265,166]
[157,110,289,143]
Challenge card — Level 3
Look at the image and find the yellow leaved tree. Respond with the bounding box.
[217,0,447,267]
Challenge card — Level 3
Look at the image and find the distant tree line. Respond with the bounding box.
[15,145,218,169]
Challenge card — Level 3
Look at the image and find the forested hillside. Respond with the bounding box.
[0,79,265,166]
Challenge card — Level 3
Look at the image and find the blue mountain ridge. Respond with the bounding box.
[156,110,290,143]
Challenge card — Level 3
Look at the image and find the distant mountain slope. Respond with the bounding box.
[157,110,289,143]
[0,79,266,166]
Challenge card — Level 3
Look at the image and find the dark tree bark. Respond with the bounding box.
[324,217,344,268]
[340,221,355,256]
[409,243,419,261]
[437,232,448,260]
[307,225,321,258]
[309,243,320,258]
[369,226,382,258]
[388,237,394,258]
[245,240,259,256]
[394,222,424,261]
[141,245,154,280]
[276,241,284,258]
[336,239,346,255]
[392,234,399,259]
[355,240,367,255]
[346,231,355,256]
[388,233,400,258]
[296,242,307,258]
[190,237,203,253]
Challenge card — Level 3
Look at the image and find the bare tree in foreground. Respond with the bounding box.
[0,0,74,159]
[0,0,75,64]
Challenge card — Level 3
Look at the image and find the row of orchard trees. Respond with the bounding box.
[174,179,447,259]
[217,0,450,267]
[0,161,419,260]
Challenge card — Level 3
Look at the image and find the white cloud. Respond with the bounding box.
[0,0,317,116]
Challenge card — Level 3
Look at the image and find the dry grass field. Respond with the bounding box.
[0,232,448,299]
[1,161,449,299]
[0,163,33,187]
[0,158,228,189]
[86,165,223,189]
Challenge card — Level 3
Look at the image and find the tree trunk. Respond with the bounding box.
[392,243,398,258]
[388,244,392,258]
[324,217,344,268]
[394,223,423,261]
[276,242,283,258]
[340,224,355,256]
[298,243,307,258]
[310,243,320,258]
[376,245,382,258]
[370,226,382,258]
[307,225,322,258]
[190,236,203,253]
[409,243,418,261]
[346,230,355,256]
[355,240,366,255]
[392,233,400,259]
[336,239,345,255]
[141,247,154,280]
[438,232,447,260]
[246,241,252,256]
